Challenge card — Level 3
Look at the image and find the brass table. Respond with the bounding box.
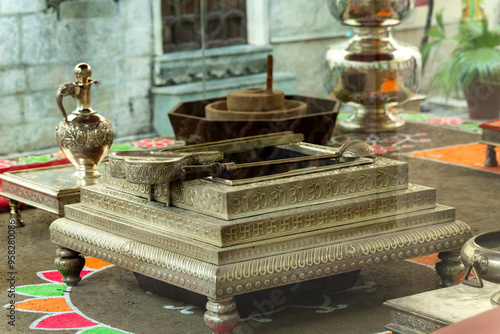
[0,164,104,227]
[480,119,500,167]
[384,281,499,333]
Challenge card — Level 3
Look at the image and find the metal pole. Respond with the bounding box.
[200,0,207,99]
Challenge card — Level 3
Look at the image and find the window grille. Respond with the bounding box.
[161,0,247,53]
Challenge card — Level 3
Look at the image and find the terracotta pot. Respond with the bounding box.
[464,79,500,119]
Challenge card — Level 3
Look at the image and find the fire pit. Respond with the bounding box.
[50,135,471,334]
[168,95,339,145]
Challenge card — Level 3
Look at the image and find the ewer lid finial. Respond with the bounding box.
[74,63,92,83]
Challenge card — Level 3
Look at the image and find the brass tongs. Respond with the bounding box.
[108,131,306,184]
[180,140,376,181]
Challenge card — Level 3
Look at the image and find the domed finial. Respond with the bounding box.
[74,63,92,83]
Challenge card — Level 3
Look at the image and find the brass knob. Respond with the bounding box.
[74,63,92,83]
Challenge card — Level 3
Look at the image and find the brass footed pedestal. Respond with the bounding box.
[338,106,405,133]
[0,164,105,227]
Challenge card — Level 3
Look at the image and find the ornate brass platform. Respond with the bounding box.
[49,141,472,334]
[0,164,104,227]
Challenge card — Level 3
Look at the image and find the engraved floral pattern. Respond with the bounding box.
[2,182,61,211]
[56,119,113,150]
[108,152,222,184]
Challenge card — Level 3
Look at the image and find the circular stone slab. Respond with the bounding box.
[227,88,285,111]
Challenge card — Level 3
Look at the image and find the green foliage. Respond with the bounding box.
[420,11,500,97]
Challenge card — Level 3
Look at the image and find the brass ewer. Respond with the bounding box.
[55,63,114,180]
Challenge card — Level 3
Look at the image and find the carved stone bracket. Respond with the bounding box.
[154,45,273,86]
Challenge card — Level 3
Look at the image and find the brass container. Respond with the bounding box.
[55,63,114,180]
[322,0,421,133]
[461,231,500,306]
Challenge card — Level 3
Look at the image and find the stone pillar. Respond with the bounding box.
[247,0,270,46]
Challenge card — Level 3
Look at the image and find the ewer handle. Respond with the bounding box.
[56,82,80,121]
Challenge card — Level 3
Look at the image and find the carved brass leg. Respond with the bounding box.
[54,247,85,286]
[204,297,240,334]
[435,251,465,287]
[484,145,498,167]
[8,199,24,227]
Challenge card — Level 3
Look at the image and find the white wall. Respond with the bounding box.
[0,0,155,155]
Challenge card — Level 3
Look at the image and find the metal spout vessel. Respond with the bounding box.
[55,63,114,180]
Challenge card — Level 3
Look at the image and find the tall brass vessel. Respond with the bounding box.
[55,63,114,180]
[321,0,421,133]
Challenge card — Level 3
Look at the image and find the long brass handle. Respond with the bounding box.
[180,163,233,181]
[162,132,304,154]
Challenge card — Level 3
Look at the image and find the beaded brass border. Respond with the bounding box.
[50,219,471,299]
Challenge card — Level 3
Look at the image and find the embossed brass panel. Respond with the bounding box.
[50,218,471,299]
[481,127,500,146]
[63,202,456,265]
[170,157,408,220]
[74,185,442,246]
[79,183,439,247]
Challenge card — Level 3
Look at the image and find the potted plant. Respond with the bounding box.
[421,12,500,119]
